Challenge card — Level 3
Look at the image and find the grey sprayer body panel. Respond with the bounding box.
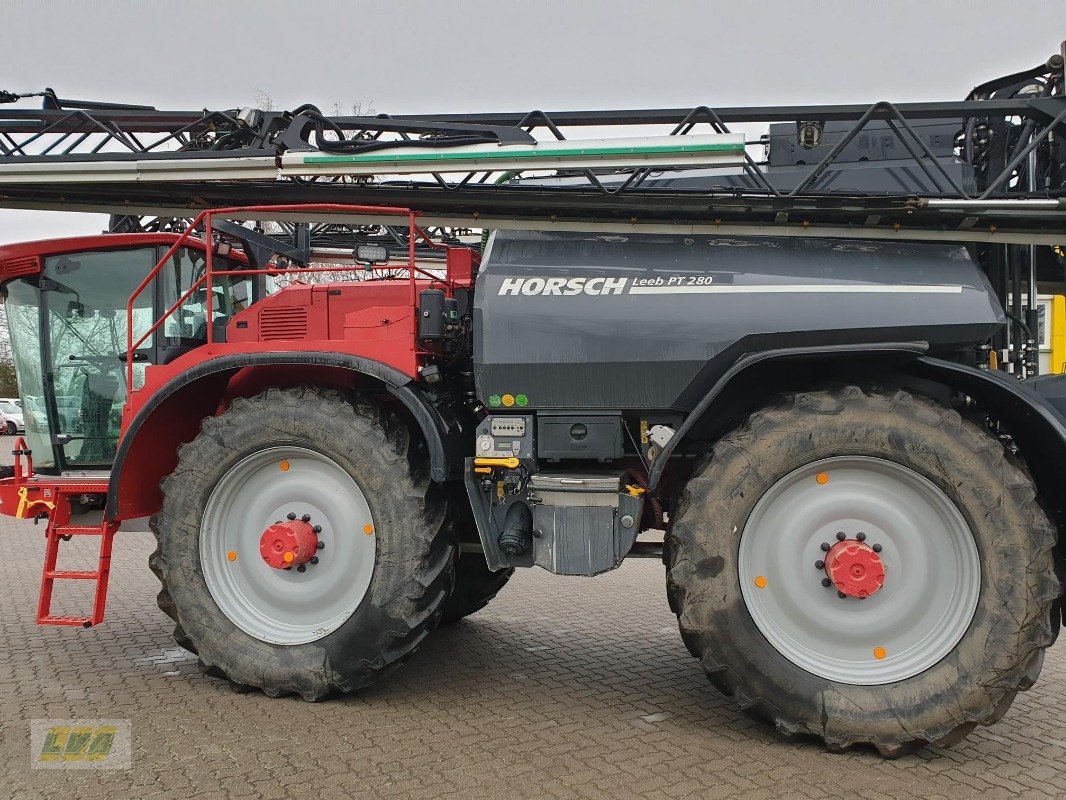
[474,232,1005,411]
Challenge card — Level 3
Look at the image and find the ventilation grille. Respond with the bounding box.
[3,255,40,278]
[260,306,308,340]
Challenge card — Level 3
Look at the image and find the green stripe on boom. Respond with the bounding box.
[302,141,745,165]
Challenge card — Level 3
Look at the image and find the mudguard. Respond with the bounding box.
[105,351,467,521]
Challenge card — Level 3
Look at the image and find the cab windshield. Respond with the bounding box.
[4,244,251,471]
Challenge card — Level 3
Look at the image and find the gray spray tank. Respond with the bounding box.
[473,231,1005,411]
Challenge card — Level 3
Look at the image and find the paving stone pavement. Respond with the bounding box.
[2,478,1066,797]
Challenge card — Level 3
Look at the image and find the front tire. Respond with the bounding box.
[149,387,454,700]
[666,386,1059,755]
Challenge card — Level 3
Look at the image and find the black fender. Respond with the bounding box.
[902,357,1066,527]
[647,340,930,489]
[649,342,1066,533]
[106,351,465,520]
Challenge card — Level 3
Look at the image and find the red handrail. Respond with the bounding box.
[126,210,209,388]
[12,436,33,481]
[208,264,448,281]
[125,203,432,392]
[129,274,208,353]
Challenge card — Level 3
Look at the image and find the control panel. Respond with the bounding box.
[476,415,534,459]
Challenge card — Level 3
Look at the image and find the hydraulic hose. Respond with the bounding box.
[289,105,497,155]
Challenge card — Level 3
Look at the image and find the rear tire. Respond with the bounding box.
[665,385,1059,755]
[5,422,14,435]
[441,554,513,623]
[149,387,454,700]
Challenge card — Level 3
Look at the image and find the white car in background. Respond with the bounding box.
[0,401,25,435]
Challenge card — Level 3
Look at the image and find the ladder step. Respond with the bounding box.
[44,570,100,580]
[39,616,93,628]
[36,492,118,628]
[51,526,108,536]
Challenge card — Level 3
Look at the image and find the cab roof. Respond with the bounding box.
[0,233,214,281]
[0,232,199,261]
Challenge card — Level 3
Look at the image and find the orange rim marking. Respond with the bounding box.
[815,472,829,485]
[227,550,238,562]
[363,524,374,536]
[873,646,887,660]
[279,460,290,472]
[754,575,768,589]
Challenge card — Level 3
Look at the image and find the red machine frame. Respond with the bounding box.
[0,203,477,626]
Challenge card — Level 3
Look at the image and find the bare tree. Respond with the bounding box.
[0,306,15,396]
[253,90,374,117]
[251,89,275,112]
[0,305,12,362]
[328,101,377,117]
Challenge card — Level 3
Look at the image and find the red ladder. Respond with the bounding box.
[10,439,116,628]
[36,487,118,628]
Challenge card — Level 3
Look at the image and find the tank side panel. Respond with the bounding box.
[474,233,1004,411]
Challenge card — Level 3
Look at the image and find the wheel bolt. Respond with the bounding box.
[820,542,831,552]
[301,514,311,523]
[856,532,866,541]
[316,541,325,550]
[310,556,319,565]
[837,590,847,599]
[821,577,832,587]
[287,512,296,521]
[297,564,306,573]
[313,525,322,534]
[836,531,846,541]
[815,560,825,570]
[872,543,882,553]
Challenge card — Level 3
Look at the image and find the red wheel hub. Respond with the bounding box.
[259,520,319,570]
[824,539,885,598]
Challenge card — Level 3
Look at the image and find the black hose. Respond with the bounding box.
[1005,309,1034,343]
[293,106,497,155]
[967,63,1051,101]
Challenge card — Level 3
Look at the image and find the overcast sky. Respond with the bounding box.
[2,0,1066,242]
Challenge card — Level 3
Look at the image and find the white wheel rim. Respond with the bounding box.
[200,446,376,645]
[738,456,980,685]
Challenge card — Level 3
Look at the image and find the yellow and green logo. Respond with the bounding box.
[39,725,116,763]
[31,719,131,770]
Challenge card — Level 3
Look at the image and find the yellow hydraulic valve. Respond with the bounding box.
[473,457,520,469]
